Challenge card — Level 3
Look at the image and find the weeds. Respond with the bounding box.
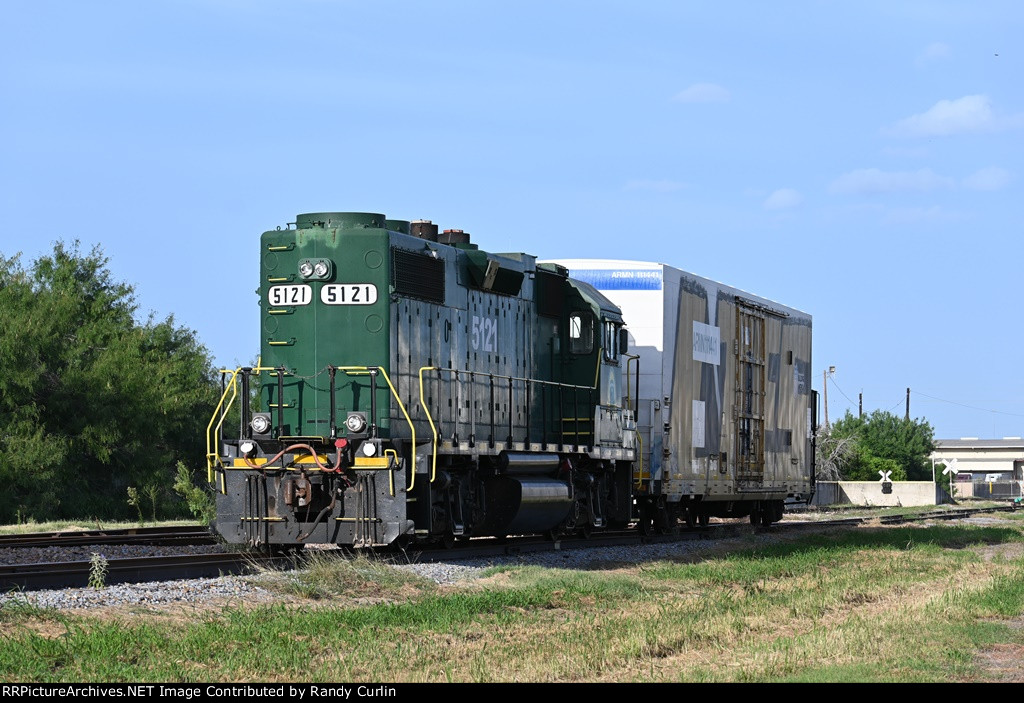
[255,551,435,601]
[126,487,143,527]
[172,462,215,524]
[88,553,108,590]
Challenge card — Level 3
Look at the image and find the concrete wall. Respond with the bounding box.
[952,482,975,499]
[811,481,937,507]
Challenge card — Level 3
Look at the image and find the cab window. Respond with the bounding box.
[569,312,594,354]
[602,320,620,362]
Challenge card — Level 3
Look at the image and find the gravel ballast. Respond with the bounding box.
[0,536,730,612]
[3,508,1008,613]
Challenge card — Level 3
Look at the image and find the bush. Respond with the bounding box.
[173,462,215,524]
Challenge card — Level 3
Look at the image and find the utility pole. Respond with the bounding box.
[905,387,910,420]
[823,369,830,431]
[859,392,863,419]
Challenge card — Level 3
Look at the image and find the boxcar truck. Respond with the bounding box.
[552,259,816,528]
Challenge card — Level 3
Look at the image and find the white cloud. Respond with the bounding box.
[672,83,730,103]
[763,188,803,210]
[885,94,1024,137]
[962,167,1011,191]
[830,168,954,195]
[915,42,951,67]
[624,179,689,193]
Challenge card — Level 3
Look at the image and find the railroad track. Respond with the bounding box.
[1,503,1016,593]
[0,552,283,592]
[0,525,216,549]
[404,503,1021,562]
[776,503,1020,531]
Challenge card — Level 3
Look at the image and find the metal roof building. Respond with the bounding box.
[930,438,1024,480]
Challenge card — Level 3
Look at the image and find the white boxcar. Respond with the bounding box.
[552,259,815,528]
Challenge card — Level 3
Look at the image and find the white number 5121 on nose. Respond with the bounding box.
[320,284,378,305]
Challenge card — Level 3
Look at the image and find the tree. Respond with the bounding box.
[814,426,858,481]
[825,410,935,482]
[0,242,221,522]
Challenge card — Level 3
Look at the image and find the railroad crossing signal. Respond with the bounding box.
[879,469,893,494]
[940,458,959,476]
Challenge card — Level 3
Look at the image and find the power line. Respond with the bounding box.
[913,390,1024,418]
[827,376,858,407]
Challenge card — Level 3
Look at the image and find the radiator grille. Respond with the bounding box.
[392,249,445,304]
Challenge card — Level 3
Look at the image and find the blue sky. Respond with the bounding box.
[2,1,1022,440]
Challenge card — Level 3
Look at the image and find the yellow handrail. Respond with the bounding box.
[334,366,417,491]
[206,368,240,483]
[205,365,285,484]
[418,366,440,483]
[634,431,645,489]
[384,449,398,497]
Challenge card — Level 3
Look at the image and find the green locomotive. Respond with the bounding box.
[207,212,636,548]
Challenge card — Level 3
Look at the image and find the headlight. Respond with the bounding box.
[345,413,367,433]
[251,415,271,434]
[313,260,329,277]
[298,261,314,278]
[361,442,377,457]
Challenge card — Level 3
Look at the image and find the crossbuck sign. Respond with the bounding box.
[937,458,960,476]
[878,470,892,482]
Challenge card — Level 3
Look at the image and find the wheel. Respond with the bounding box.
[684,506,696,529]
[267,543,302,558]
[749,502,761,526]
[698,512,710,528]
[637,504,655,537]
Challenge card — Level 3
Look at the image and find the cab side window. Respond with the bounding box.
[602,320,620,363]
[569,312,594,354]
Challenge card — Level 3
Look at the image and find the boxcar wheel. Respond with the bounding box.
[637,503,655,537]
[684,506,696,529]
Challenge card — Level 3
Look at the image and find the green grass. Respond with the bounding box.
[1,522,1022,682]
[0,519,198,535]
[795,500,1009,520]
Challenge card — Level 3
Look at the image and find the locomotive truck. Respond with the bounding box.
[206,212,815,549]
